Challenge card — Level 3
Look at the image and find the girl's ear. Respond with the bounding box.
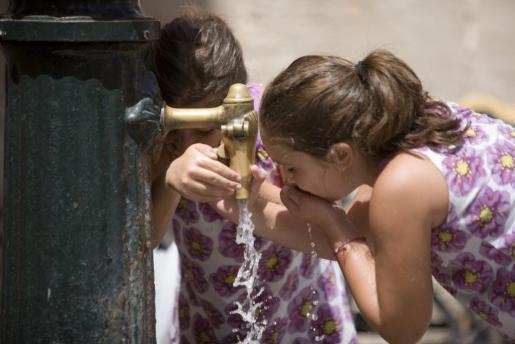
[327,142,352,170]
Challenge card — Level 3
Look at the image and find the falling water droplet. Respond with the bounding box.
[231,199,265,344]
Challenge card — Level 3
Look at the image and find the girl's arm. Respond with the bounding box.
[252,193,336,259]
[212,166,351,260]
[151,143,241,248]
[329,155,446,343]
[278,154,446,343]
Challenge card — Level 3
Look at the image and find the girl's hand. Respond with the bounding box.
[280,185,356,240]
[210,164,267,223]
[280,186,337,225]
[165,143,241,202]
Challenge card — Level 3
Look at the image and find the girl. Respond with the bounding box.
[244,50,513,342]
[149,11,358,343]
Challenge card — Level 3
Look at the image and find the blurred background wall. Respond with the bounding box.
[143,0,515,111]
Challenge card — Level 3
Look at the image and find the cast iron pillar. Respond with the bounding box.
[0,1,160,342]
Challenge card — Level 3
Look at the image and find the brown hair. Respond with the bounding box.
[260,50,465,160]
[149,9,247,107]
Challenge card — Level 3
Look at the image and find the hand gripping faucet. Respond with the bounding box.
[161,83,258,199]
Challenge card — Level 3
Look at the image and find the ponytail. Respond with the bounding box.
[350,50,464,159]
[260,50,465,161]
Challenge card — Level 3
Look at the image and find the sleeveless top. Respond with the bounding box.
[412,102,514,340]
[168,83,358,343]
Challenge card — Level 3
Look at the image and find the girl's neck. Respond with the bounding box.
[352,151,382,187]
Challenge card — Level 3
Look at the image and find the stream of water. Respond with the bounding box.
[231,199,265,343]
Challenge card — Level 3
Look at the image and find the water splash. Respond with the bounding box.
[306,222,317,258]
[231,199,265,343]
[306,223,325,342]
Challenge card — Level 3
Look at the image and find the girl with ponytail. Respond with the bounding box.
[226,49,514,342]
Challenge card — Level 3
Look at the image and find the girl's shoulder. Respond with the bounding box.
[375,151,443,191]
[371,151,449,228]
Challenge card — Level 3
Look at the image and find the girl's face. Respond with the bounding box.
[263,137,350,202]
[164,128,222,156]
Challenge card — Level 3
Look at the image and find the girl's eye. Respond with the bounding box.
[286,167,296,173]
[194,128,214,134]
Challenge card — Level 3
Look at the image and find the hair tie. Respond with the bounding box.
[355,60,368,87]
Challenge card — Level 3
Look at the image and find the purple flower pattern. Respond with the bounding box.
[176,199,200,224]
[217,221,266,262]
[178,294,191,330]
[318,263,339,298]
[466,186,510,238]
[470,298,502,327]
[217,222,244,261]
[479,241,512,265]
[309,304,343,343]
[414,103,514,339]
[209,265,242,297]
[489,268,515,315]
[431,252,457,295]
[279,268,300,300]
[442,147,486,196]
[432,225,468,252]
[184,226,213,261]
[463,125,488,145]
[192,314,219,344]
[300,253,318,278]
[184,281,199,306]
[198,202,224,222]
[450,252,494,293]
[258,245,293,282]
[499,124,515,140]
[181,259,209,294]
[287,286,319,333]
[261,317,288,344]
[487,140,514,186]
[199,298,225,329]
[224,301,246,332]
[505,232,515,260]
[254,286,280,324]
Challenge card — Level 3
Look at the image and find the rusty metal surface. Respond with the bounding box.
[0,1,159,341]
[1,41,156,343]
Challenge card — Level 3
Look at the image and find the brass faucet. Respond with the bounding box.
[161,83,258,199]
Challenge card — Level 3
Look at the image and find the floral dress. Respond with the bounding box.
[167,83,358,343]
[413,103,514,340]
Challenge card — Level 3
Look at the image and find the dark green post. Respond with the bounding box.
[0,1,160,342]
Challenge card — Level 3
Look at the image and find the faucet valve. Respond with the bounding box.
[161,84,258,199]
[221,112,255,139]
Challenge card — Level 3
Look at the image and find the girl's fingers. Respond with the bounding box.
[186,181,233,202]
[280,187,299,212]
[197,157,242,184]
[191,167,241,193]
[193,178,236,196]
[192,143,218,160]
[250,165,267,181]
[249,165,266,205]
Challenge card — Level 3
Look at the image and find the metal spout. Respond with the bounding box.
[161,83,257,199]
